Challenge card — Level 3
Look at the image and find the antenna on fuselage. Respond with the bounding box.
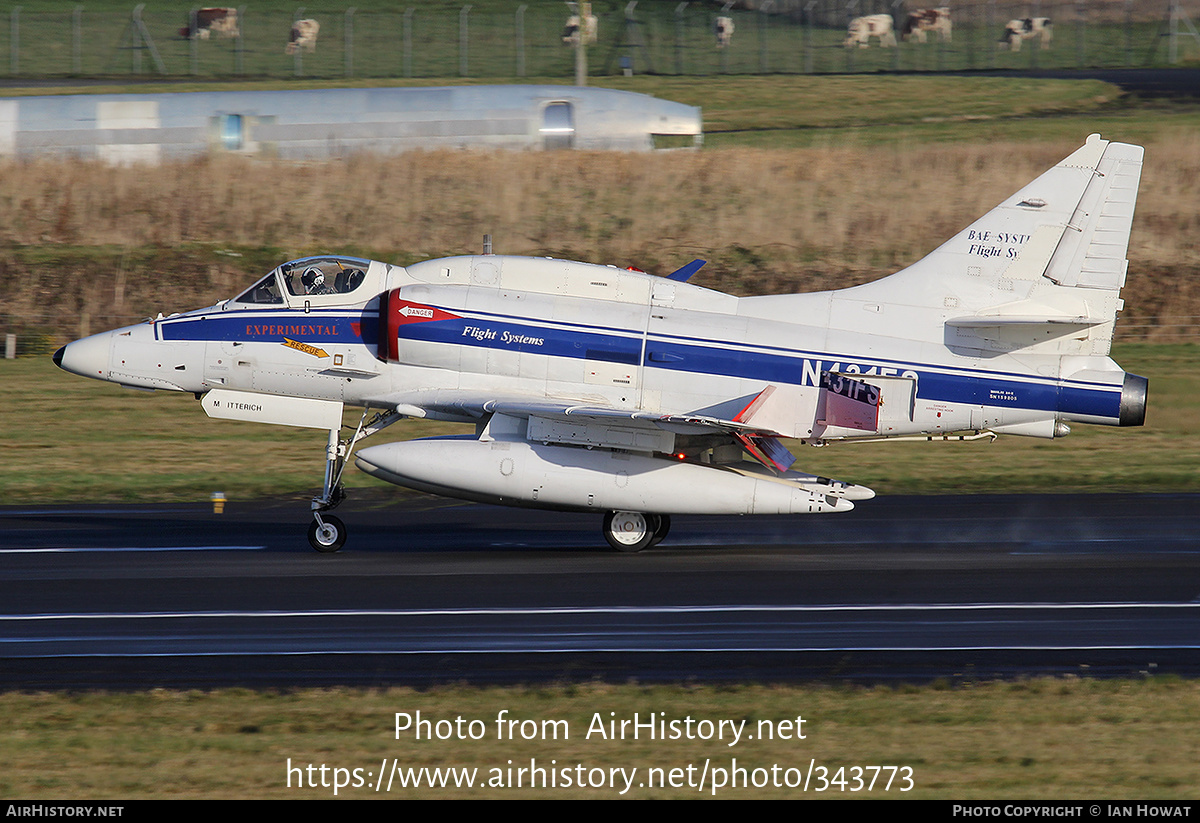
[483,234,493,255]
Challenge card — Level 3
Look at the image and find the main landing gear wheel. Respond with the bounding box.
[603,511,663,553]
[650,514,671,547]
[308,514,347,553]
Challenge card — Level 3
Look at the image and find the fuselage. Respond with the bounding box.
[55,253,1144,446]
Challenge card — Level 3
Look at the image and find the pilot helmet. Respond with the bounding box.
[301,266,325,290]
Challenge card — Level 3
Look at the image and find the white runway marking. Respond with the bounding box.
[4,604,1195,657]
[1,509,200,516]
[0,546,266,553]
[0,601,1195,621]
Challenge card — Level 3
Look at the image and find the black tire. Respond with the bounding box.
[308,514,347,553]
[603,511,654,553]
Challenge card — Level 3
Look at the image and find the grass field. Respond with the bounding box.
[2,679,1198,798]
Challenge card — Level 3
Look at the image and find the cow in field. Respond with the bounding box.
[844,14,897,48]
[715,16,734,48]
[561,14,599,46]
[901,7,952,42]
[179,8,239,40]
[999,17,1052,50]
[286,19,320,54]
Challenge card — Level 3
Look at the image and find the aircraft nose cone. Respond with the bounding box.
[54,333,112,381]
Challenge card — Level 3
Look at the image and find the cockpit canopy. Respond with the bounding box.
[231,256,378,307]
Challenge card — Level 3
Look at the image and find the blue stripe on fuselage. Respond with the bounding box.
[158,305,1123,421]
[397,312,1123,420]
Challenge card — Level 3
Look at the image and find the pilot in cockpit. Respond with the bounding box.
[301,266,335,295]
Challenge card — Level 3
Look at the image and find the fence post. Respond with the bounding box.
[1124,0,1132,65]
[758,0,772,73]
[1169,0,1181,64]
[190,7,199,75]
[965,0,975,69]
[404,8,413,77]
[132,5,141,73]
[10,7,19,76]
[73,6,83,74]
[935,2,944,69]
[236,6,245,75]
[1168,0,1175,64]
[1030,0,1041,68]
[845,0,858,72]
[988,0,995,69]
[516,5,527,76]
[805,1,815,73]
[576,2,595,86]
[345,7,355,77]
[892,0,903,71]
[1076,0,1085,67]
[460,5,471,77]
[126,4,165,75]
[675,2,687,75]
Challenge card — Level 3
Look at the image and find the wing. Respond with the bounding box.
[366,385,800,474]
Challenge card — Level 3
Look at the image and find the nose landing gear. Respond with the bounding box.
[308,408,404,553]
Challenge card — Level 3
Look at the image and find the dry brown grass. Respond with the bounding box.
[3,136,1195,265]
[2,134,1197,338]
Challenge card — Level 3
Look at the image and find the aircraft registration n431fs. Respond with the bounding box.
[55,134,1147,552]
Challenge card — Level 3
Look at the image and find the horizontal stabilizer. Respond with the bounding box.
[733,385,776,424]
[946,315,1099,328]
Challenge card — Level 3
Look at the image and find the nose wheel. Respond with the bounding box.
[308,514,346,553]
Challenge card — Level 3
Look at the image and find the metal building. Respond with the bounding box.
[0,85,702,162]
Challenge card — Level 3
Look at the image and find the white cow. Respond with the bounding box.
[286,19,320,55]
[999,17,1052,51]
[562,14,599,46]
[715,16,734,48]
[844,14,897,48]
[901,7,951,42]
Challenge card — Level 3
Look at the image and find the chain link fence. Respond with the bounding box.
[0,2,1196,79]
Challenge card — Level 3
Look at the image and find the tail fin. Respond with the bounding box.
[855,134,1144,356]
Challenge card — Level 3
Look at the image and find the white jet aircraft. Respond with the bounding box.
[55,135,1147,552]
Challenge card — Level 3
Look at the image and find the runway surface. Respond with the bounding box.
[2,492,1198,688]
